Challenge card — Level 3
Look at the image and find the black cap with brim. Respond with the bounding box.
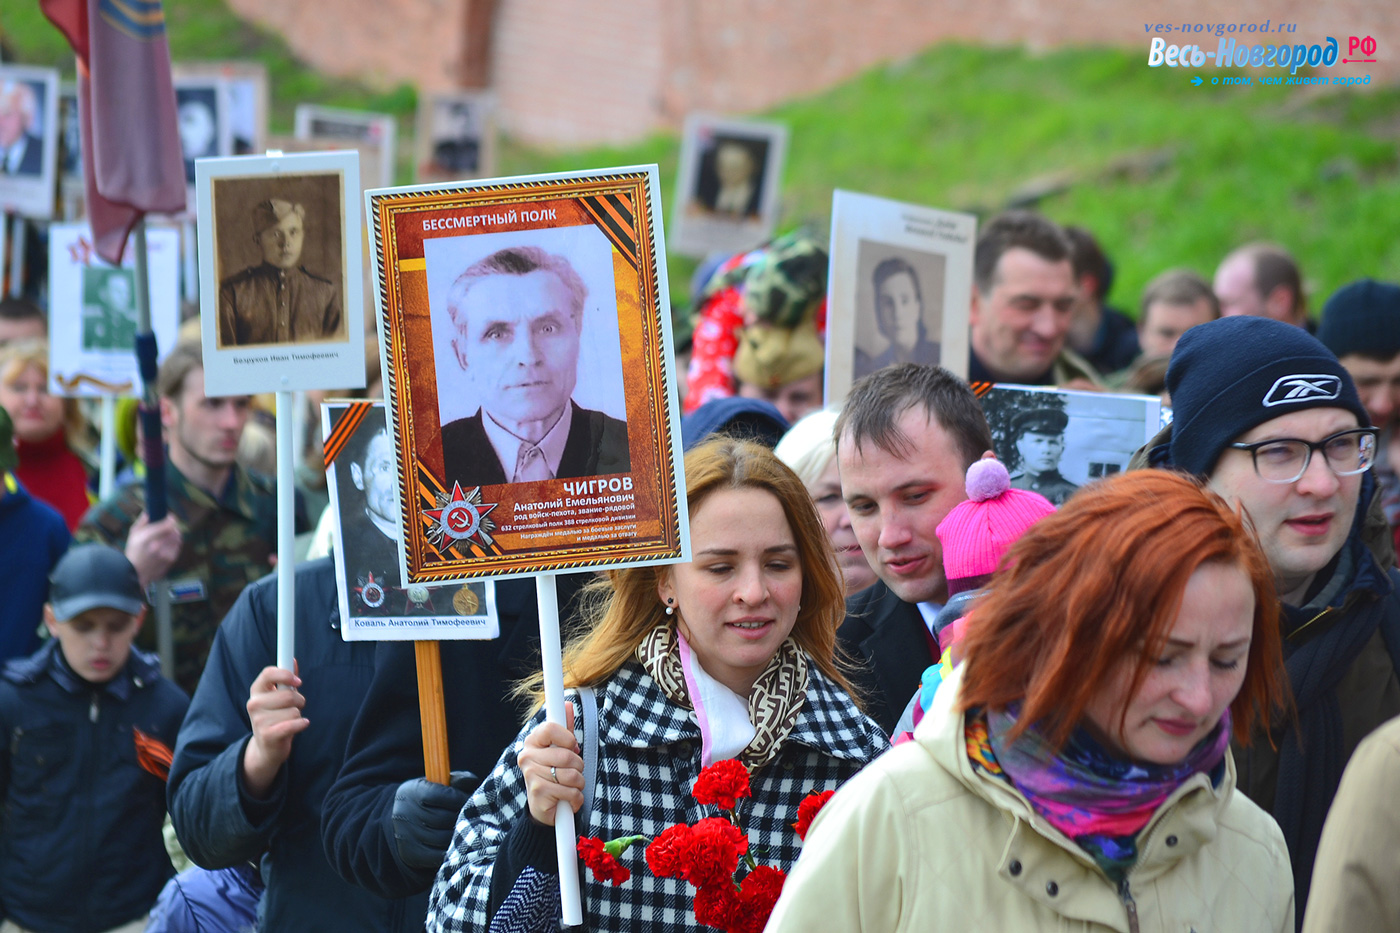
[49,544,146,621]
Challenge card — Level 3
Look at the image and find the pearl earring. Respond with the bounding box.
[665,597,675,616]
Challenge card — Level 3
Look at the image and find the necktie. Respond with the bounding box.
[513,443,553,482]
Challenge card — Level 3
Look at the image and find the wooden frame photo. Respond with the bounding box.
[367,165,688,583]
[670,114,787,256]
[0,64,61,220]
[824,189,976,402]
[195,150,366,396]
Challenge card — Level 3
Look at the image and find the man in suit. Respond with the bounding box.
[834,363,994,732]
[0,81,43,177]
[439,245,629,489]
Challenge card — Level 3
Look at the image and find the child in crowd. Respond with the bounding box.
[0,544,189,933]
[891,457,1055,743]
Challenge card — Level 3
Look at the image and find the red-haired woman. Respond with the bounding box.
[768,469,1295,933]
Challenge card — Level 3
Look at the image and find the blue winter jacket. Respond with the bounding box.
[0,641,188,932]
[166,558,425,931]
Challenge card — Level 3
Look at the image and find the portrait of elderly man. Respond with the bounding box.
[0,80,43,178]
[336,417,412,615]
[1006,407,1079,505]
[218,198,342,347]
[694,137,765,218]
[438,245,630,489]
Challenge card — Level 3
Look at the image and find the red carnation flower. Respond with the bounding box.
[693,882,740,929]
[577,836,632,886]
[792,789,836,840]
[692,759,752,811]
[645,824,694,879]
[738,864,786,915]
[685,817,748,889]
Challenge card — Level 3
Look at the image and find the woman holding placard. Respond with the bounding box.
[426,436,887,933]
[0,339,93,530]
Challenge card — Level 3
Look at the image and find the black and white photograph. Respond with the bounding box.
[979,384,1163,506]
[195,150,365,396]
[174,62,268,156]
[424,223,630,492]
[173,77,231,187]
[0,65,60,220]
[825,189,976,401]
[293,104,396,188]
[48,223,181,397]
[325,401,499,641]
[670,114,786,256]
[416,91,494,183]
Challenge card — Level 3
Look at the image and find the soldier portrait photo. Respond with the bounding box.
[853,240,947,379]
[1006,407,1079,506]
[81,266,138,352]
[425,225,631,491]
[211,171,347,348]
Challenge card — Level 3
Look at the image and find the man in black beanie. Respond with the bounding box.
[1137,314,1400,925]
[1318,279,1400,539]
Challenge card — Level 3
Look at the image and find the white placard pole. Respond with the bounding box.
[276,390,296,671]
[98,395,116,500]
[8,215,24,298]
[536,572,582,926]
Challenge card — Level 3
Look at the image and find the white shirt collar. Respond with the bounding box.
[915,600,944,637]
[482,402,573,481]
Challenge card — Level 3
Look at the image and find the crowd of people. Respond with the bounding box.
[0,199,1398,933]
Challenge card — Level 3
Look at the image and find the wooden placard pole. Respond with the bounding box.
[415,640,451,785]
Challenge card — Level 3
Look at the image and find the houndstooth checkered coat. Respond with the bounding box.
[426,658,888,932]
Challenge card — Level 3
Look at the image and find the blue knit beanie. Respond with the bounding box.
[1166,316,1370,477]
[1317,279,1400,361]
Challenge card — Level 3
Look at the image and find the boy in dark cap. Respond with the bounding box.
[0,544,189,932]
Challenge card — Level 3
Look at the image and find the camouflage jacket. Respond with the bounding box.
[75,462,278,695]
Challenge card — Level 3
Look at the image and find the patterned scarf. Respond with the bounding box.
[635,623,809,771]
[976,706,1231,881]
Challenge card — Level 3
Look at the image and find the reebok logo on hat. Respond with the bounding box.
[1263,374,1342,407]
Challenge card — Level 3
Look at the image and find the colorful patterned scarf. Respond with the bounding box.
[636,622,808,771]
[975,706,1230,880]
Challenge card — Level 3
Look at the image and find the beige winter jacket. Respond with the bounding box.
[767,667,1294,933]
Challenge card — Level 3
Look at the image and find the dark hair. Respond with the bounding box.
[871,257,923,337]
[957,470,1287,750]
[1247,244,1304,317]
[1139,268,1220,321]
[0,297,44,325]
[156,340,204,401]
[1063,225,1113,301]
[974,211,1073,296]
[834,363,992,468]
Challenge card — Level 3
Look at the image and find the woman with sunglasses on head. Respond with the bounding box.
[768,469,1294,932]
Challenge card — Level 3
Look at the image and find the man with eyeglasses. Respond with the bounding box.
[1136,315,1400,921]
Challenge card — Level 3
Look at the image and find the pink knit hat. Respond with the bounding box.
[936,458,1056,595]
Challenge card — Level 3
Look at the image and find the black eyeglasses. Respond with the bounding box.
[1228,428,1379,484]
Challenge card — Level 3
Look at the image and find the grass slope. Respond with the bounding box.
[4,5,1397,313]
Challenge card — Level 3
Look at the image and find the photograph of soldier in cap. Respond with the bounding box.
[1006,407,1078,506]
[81,266,138,352]
[425,225,630,491]
[211,171,347,349]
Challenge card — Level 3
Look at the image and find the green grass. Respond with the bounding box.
[5,6,1398,315]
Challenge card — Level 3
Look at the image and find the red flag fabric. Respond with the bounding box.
[41,0,186,264]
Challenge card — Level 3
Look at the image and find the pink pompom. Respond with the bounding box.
[964,459,1010,502]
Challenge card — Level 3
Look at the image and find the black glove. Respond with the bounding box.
[391,770,480,871]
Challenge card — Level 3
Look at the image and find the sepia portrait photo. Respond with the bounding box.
[0,65,60,220]
[671,114,787,256]
[424,223,630,491]
[196,150,365,396]
[825,190,977,403]
[416,91,495,183]
[294,104,396,188]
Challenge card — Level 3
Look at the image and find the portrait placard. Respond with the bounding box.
[825,190,976,402]
[367,165,688,583]
[324,401,500,641]
[195,150,366,396]
[0,65,60,220]
[294,104,396,188]
[975,384,1163,507]
[173,75,233,207]
[415,91,495,183]
[47,223,181,397]
[670,114,787,257]
[174,61,269,156]
[57,85,83,219]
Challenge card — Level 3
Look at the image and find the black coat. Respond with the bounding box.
[837,580,936,735]
[440,401,630,489]
[166,559,423,931]
[320,573,591,899]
